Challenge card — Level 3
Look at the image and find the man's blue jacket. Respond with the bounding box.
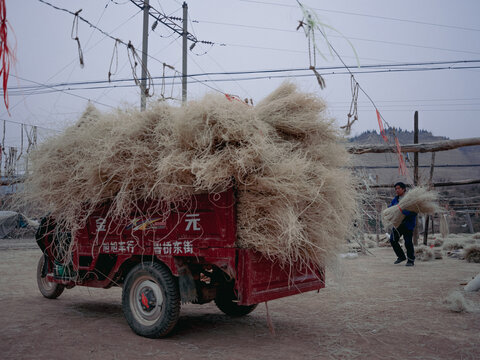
[389,196,417,230]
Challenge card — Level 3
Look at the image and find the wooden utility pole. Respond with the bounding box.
[414,111,419,185]
[413,111,419,245]
[423,152,436,245]
[375,175,380,246]
[140,0,150,111]
[429,152,436,184]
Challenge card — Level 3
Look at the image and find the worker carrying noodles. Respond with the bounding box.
[388,182,417,267]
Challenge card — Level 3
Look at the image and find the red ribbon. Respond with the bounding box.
[395,137,408,176]
[225,93,249,106]
[0,0,14,114]
[376,109,388,143]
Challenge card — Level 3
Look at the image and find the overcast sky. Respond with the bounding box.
[3,0,480,147]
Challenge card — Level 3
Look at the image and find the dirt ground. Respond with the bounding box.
[0,238,479,360]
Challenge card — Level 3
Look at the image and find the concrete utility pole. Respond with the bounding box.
[130,1,199,106]
[182,2,188,104]
[140,0,150,111]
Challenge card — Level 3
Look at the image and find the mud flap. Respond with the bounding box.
[174,258,197,303]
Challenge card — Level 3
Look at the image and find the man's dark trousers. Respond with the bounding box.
[389,223,415,262]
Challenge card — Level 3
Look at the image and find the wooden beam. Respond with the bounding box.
[368,178,480,188]
[447,203,480,208]
[432,179,480,187]
[0,178,24,186]
[347,137,480,154]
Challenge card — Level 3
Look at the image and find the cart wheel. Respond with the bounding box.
[36,255,65,299]
[122,262,180,338]
[215,286,257,317]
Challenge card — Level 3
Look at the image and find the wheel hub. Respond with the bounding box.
[139,288,157,312]
[130,277,165,326]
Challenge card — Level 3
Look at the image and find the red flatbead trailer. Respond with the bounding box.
[36,188,324,338]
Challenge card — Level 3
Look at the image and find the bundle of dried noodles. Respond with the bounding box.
[21,82,357,268]
[381,187,440,230]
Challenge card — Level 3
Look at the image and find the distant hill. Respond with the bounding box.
[348,129,480,183]
[349,128,448,145]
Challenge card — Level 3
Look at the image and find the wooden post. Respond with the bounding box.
[429,152,436,183]
[413,111,419,245]
[414,111,419,185]
[375,202,381,246]
[423,152,436,245]
[375,175,380,246]
[423,216,430,245]
[462,196,474,233]
[465,214,474,234]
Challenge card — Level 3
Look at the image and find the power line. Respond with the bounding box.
[329,97,480,105]
[0,117,60,133]
[180,22,228,95]
[355,164,480,169]
[237,0,480,33]
[129,0,220,47]
[130,0,195,42]
[196,19,480,56]
[334,109,480,113]
[7,60,480,93]
[37,0,229,99]
[10,74,116,109]
[6,65,480,99]
[38,0,132,49]
[7,64,480,97]
[36,0,178,78]
[220,41,479,65]
[47,0,113,129]
[330,104,480,109]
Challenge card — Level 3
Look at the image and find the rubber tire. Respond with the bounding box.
[122,262,180,338]
[36,255,65,299]
[215,286,258,317]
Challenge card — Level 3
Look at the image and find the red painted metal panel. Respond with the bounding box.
[236,249,325,306]
[42,187,326,304]
[81,188,236,252]
[71,188,236,265]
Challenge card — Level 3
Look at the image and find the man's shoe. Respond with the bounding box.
[394,258,406,264]
[405,261,414,267]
